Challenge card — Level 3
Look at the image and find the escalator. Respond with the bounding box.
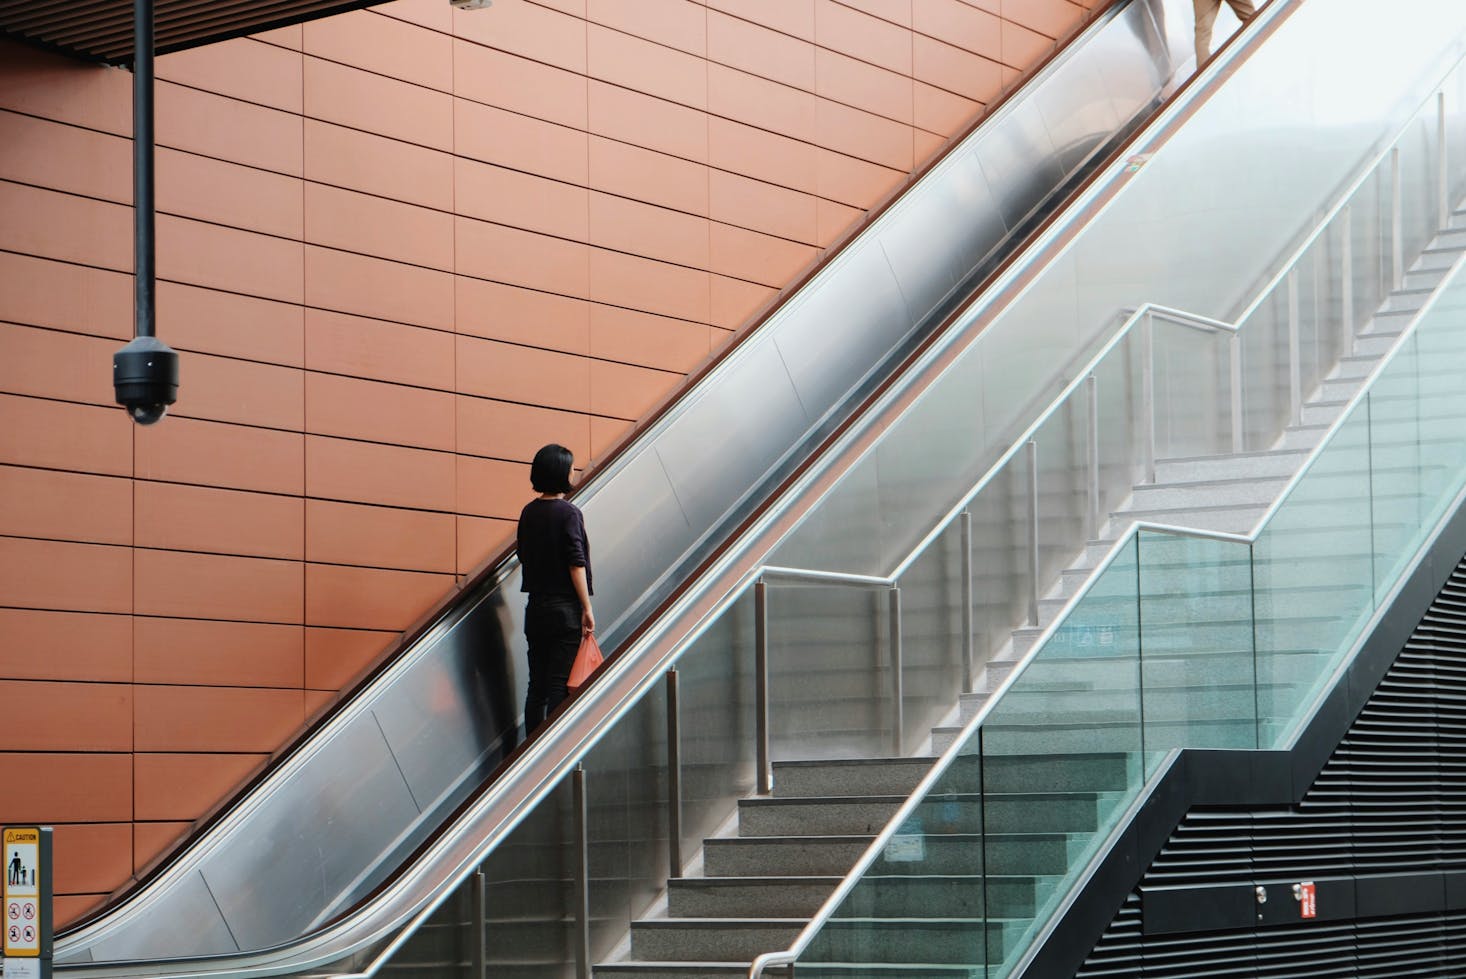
[58,2,1195,971]
[55,0,1466,976]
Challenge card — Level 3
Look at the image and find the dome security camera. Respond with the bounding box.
[113,336,179,426]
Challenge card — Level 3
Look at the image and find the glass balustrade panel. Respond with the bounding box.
[768,584,889,761]
[980,535,1143,977]
[1252,404,1375,747]
[1137,530,1256,753]
[897,522,971,750]
[1149,319,1233,462]
[675,593,758,864]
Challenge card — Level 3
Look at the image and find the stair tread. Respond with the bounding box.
[634,918,808,926]
[1135,473,1290,490]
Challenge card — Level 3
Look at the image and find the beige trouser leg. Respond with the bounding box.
[1194,0,1258,67]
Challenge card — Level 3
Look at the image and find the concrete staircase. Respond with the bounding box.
[591,221,1466,979]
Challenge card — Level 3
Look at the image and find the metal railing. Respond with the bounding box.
[748,240,1466,979]
[743,52,1466,979]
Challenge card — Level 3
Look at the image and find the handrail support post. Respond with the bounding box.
[959,509,974,693]
[1341,204,1354,349]
[1229,332,1244,454]
[1086,373,1100,540]
[1439,90,1450,231]
[1287,268,1301,426]
[888,585,904,756]
[573,765,591,979]
[1026,440,1040,627]
[469,868,486,979]
[665,669,682,879]
[755,580,771,795]
[1142,312,1156,483]
[1391,146,1404,289]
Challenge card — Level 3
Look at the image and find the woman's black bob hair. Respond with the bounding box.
[530,443,575,495]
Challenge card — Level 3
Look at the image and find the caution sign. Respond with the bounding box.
[4,828,39,956]
[1299,880,1317,919]
[2,826,50,977]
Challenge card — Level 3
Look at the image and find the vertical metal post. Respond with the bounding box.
[1439,91,1450,231]
[470,868,487,979]
[572,766,591,979]
[1340,204,1354,348]
[665,669,682,879]
[1026,440,1040,627]
[1141,312,1157,483]
[133,0,156,340]
[754,580,771,795]
[1228,333,1244,454]
[1287,268,1301,425]
[1086,374,1100,540]
[1391,146,1403,289]
[888,586,904,756]
[959,509,974,694]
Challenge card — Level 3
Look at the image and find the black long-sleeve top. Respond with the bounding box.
[517,498,593,599]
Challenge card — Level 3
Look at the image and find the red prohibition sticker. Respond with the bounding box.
[1299,881,1317,919]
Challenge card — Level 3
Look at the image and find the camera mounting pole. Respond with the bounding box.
[113,0,179,425]
[133,0,155,341]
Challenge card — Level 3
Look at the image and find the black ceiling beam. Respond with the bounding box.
[0,0,391,65]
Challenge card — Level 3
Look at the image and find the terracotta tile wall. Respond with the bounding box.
[0,0,1102,921]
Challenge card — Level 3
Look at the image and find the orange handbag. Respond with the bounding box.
[567,632,603,690]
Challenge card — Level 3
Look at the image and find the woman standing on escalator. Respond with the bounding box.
[517,443,595,737]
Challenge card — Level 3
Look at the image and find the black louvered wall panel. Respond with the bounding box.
[1075,565,1466,977]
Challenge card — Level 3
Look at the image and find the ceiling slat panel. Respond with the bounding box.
[2,0,392,64]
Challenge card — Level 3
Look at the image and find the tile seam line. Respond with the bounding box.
[282,43,964,166]
[0,605,413,635]
[0,395,646,458]
[0,227,788,318]
[2,127,910,245]
[0,174,809,288]
[356,0,1065,88]
[0,313,716,376]
[0,102,935,211]
[0,390,647,441]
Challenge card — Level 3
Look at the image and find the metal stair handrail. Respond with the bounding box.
[745,38,1466,979]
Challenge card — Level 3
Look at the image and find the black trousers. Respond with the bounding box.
[523,595,581,734]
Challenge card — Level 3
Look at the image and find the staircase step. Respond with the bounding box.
[1109,501,1267,535]
[1126,474,1289,511]
[1151,448,1309,483]
[772,757,936,798]
[739,797,906,838]
[791,966,1011,978]
[839,873,1048,919]
[1276,421,1332,450]
[629,919,804,962]
[1352,331,1402,357]
[1329,354,1381,380]
[1299,399,1349,426]
[1380,286,1433,312]
[1402,268,1445,291]
[667,877,838,918]
[808,916,1027,964]
[596,965,753,979]
[1317,375,1363,402]
[703,836,872,877]
[1413,245,1465,270]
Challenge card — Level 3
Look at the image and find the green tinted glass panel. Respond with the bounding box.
[1252,404,1375,746]
[980,536,1142,976]
[1138,530,1257,752]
